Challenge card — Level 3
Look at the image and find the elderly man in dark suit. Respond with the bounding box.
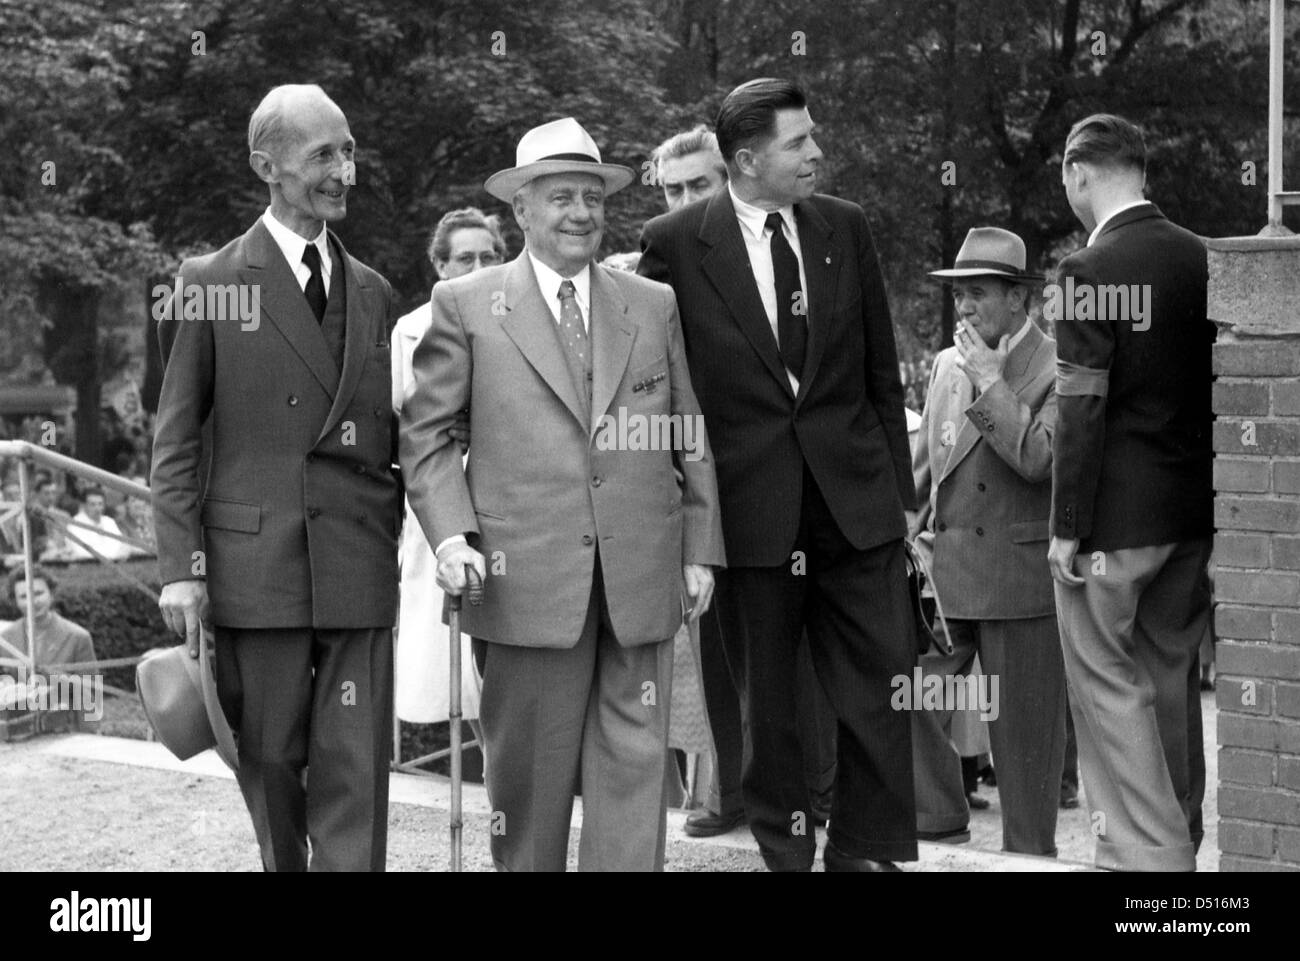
[640,78,918,872]
[911,227,1067,856]
[1048,113,1214,872]
[151,84,401,872]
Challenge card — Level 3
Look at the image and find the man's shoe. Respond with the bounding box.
[683,808,746,838]
[966,791,991,810]
[917,827,970,844]
[1060,783,1080,809]
[823,841,902,872]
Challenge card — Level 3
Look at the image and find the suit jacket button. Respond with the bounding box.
[937,522,947,532]
[308,508,320,519]
[591,476,602,487]
[356,514,366,524]
[288,395,299,406]
[976,526,984,536]
[374,407,384,417]
[581,534,594,545]
[305,453,315,463]
[977,482,986,492]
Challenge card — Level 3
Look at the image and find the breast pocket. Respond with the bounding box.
[627,356,669,404]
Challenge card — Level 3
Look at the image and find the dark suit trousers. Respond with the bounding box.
[472,560,674,872]
[698,606,744,816]
[701,614,837,817]
[716,467,918,870]
[214,626,393,872]
[911,616,1067,855]
[1054,537,1212,871]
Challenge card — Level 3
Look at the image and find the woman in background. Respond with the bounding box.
[392,208,507,764]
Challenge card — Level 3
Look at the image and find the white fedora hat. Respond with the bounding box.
[485,117,635,203]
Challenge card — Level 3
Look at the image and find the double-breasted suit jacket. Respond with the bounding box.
[912,322,1058,620]
[151,218,401,628]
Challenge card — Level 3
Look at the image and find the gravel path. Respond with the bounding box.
[0,691,1217,872]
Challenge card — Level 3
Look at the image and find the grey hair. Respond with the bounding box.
[653,124,726,178]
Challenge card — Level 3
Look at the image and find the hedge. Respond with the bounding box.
[0,559,170,690]
[0,559,486,777]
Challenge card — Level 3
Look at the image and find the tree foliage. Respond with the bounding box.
[2,0,1295,414]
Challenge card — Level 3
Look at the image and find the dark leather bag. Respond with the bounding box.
[903,539,952,657]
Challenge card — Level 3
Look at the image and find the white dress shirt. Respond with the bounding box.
[261,207,332,291]
[528,251,591,332]
[729,185,809,393]
[1006,317,1033,353]
[1087,199,1148,247]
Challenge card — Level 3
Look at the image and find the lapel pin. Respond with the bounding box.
[825,255,831,264]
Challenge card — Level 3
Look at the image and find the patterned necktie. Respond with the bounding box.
[766,211,807,379]
[302,243,327,323]
[558,279,588,359]
[557,280,591,410]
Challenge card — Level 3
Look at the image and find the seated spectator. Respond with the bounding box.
[115,480,156,556]
[64,487,135,561]
[0,566,97,712]
[31,475,72,559]
[0,476,23,556]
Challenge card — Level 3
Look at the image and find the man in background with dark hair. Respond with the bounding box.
[1049,113,1213,872]
[640,78,917,872]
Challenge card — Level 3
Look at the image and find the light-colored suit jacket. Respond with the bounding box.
[399,252,725,649]
[911,321,1057,620]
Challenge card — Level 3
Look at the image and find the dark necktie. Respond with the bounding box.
[302,243,327,323]
[766,212,806,379]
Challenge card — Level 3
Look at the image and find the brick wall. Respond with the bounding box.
[1213,331,1300,871]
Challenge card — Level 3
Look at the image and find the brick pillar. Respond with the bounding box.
[1208,234,1300,871]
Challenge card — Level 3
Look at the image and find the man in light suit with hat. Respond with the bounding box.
[911,227,1067,856]
[400,117,725,872]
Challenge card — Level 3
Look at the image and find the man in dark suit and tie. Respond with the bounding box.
[640,78,918,872]
[1048,113,1214,872]
[151,84,401,871]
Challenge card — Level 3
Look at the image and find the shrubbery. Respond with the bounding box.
[0,559,170,690]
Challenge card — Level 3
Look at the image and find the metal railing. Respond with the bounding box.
[0,440,154,701]
[1,438,478,772]
[1265,0,1300,234]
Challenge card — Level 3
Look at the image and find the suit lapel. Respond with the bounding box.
[939,372,982,483]
[498,254,587,429]
[317,231,371,445]
[699,191,795,400]
[239,219,340,399]
[589,265,635,437]
[1001,322,1044,395]
[937,323,1046,484]
[792,200,838,406]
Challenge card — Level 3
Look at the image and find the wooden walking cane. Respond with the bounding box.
[448,564,483,872]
